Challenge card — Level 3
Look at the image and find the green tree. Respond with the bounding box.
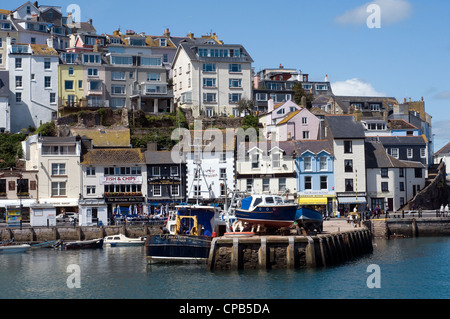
[293,82,313,108]
[0,133,27,168]
[237,98,254,116]
[36,121,57,137]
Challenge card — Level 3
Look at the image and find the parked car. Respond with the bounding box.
[56,213,79,223]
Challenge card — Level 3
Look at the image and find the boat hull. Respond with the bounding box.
[145,234,212,264]
[235,205,297,228]
[63,238,104,250]
[295,208,323,231]
[0,244,31,253]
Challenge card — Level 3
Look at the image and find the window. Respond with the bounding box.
[203,78,216,87]
[84,54,101,64]
[0,179,5,193]
[304,157,312,171]
[263,178,270,192]
[415,168,422,178]
[302,117,307,124]
[152,166,161,176]
[194,185,201,197]
[229,64,241,73]
[345,160,353,172]
[256,93,267,101]
[44,58,51,70]
[87,186,96,195]
[141,57,162,66]
[147,73,161,81]
[16,92,22,103]
[44,76,51,88]
[170,166,179,176]
[88,68,98,76]
[316,84,328,90]
[302,131,310,139]
[420,148,426,158]
[345,179,353,192]
[400,197,405,207]
[252,154,260,169]
[203,93,216,103]
[111,98,125,108]
[319,157,327,171]
[229,79,242,88]
[246,179,253,192]
[42,145,76,155]
[407,148,413,159]
[229,93,242,103]
[86,167,96,176]
[89,81,102,91]
[381,182,389,192]
[272,153,280,168]
[202,63,216,72]
[68,67,74,75]
[279,178,286,192]
[17,179,29,194]
[344,141,352,153]
[50,93,56,104]
[15,58,22,69]
[391,148,399,159]
[219,168,227,180]
[15,76,22,88]
[111,72,125,81]
[65,80,74,90]
[171,185,179,196]
[51,163,66,175]
[111,84,125,95]
[304,176,312,190]
[370,103,381,111]
[381,168,388,178]
[399,168,404,178]
[399,182,405,191]
[320,176,328,190]
[51,182,66,196]
[78,80,83,89]
[153,185,161,196]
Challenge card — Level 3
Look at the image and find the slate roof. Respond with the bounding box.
[365,140,425,168]
[145,150,181,164]
[333,96,398,113]
[81,148,145,165]
[376,135,427,145]
[178,42,254,63]
[325,115,365,139]
[30,44,58,56]
[0,71,9,98]
[435,142,450,155]
[70,128,130,148]
[237,140,295,157]
[294,140,334,156]
[388,119,418,130]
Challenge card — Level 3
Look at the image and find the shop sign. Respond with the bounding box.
[101,176,142,185]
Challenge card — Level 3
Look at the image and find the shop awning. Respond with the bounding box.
[297,197,329,205]
[338,197,366,204]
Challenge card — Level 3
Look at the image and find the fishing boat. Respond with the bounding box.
[0,244,31,253]
[104,234,145,247]
[234,194,298,229]
[295,207,323,232]
[61,238,104,250]
[146,205,226,264]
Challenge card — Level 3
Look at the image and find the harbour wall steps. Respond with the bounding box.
[370,218,450,239]
[0,225,160,243]
[207,229,373,270]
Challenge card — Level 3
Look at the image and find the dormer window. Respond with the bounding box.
[160,38,166,47]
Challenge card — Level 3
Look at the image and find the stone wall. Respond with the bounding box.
[386,218,450,238]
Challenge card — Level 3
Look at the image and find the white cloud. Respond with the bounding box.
[331,78,386,97]
[433,91,450,100]
[335,0,412,26]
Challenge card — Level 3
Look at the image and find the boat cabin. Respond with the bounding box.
[240,195,286,211]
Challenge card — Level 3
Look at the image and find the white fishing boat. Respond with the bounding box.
[104,234,145,247]
[0,244,31,253]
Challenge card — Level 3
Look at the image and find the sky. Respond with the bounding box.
[6,0,450,152]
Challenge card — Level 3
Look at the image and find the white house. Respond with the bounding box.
[325,115,367,212]
[0,71,9,132]
[172,33,253,117]
[236,141,297,201]
[7,39,59,132]
[434,142,450,181]
[365,140,426,212]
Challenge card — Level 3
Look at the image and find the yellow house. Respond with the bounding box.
[58,63,84,115]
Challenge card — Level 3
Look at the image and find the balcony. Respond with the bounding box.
[10,44,31,54]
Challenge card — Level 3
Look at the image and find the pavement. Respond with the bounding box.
[321,218,368,234]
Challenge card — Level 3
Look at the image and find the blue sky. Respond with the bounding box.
[7,0,450,151]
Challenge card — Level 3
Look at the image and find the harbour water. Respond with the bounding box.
[0,237,449,300]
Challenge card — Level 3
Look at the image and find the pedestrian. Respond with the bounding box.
[440,204,444,217]
[445,204,449,217]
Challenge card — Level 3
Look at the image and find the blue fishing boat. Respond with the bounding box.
[295,207,323,232]
[235,195,297,228]
[145,205,226,264]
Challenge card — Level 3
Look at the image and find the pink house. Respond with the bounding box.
[259,100,320,141]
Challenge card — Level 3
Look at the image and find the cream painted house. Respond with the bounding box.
[22,135,82,216]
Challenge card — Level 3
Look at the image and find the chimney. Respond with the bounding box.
[147,142,157,151]
[267,97,274,113]
[421,96,424,102]
[325,74,329,82]
[279,64,283,69]
[253,74,260,90]
[164,28,170,37]
[187,32,194,39]
[298,69,303,82]
[88,18,93,25]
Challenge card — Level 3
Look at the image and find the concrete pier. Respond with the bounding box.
[207,228,373,271]
[370,217,450,239]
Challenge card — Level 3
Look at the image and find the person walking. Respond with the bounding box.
[445,204,449,217]
[440,204,444,217]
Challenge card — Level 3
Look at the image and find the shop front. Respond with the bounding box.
[336,192,367,217]
[296,191,335,217]
[78,198,108,226]
[105,195,145,223]
[147,176,184,215]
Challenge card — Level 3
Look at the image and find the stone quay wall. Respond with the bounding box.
[0,225,162,243]
[386,218,450,238]
[207,229,373,271]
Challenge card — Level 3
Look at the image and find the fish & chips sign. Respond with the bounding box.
[101,176,142,185]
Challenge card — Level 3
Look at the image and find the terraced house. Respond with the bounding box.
[172,33,253,117]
